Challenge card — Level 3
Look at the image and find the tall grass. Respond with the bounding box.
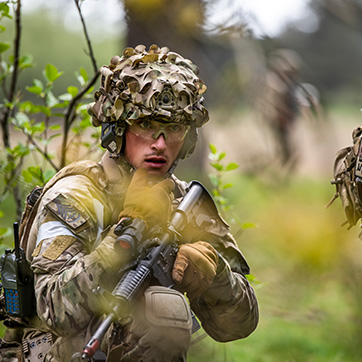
[187,172,362,361]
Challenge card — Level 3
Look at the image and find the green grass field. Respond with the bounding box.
[187,172,362,362]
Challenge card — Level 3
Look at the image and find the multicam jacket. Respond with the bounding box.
[22,151,258,360]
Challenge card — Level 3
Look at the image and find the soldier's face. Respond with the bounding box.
[124,126,185,176]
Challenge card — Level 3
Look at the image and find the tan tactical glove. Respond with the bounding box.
[172,241,219,300]
[119,168,175,228]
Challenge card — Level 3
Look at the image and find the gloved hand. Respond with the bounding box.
[172,241,219,300]
[119,168,175,228]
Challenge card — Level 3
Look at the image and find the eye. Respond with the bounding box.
[138,120,152,130]
[167,124,183,133]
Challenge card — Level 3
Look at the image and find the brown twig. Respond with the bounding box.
[60,70,99,168]
[74,0,98,74]
[0,0,23,219]
[25,132,59,172]
[1,0,21,149]
[59,0,99,168]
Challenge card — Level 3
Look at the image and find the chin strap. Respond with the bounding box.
[166,157,179,178]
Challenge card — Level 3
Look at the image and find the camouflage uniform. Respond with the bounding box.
[19,151,258,361]
[3,45,258,361]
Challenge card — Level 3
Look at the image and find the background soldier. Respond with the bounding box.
[6,45,258,361]
[254,48,321,174]
[259,49,302,168]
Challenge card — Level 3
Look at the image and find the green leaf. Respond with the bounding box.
[0,42,10,53]
[58,93,72,101]
[45,90,59,108]
[48,134,61,143]
[212,189,221,197]
[218,152,226,161]
[22,169,33,183]
[26,85,43,95]
[19,54,34,69]
[30,121,45,134]
[222,183,233,189]
[80,67,88,81]
[76,67,88,86]
[38,105,51,117]
[67,86,78,98]
[208,174,218,187]
[49,125,61,131]
[0,3,12,19]
[0,25,6,33]
[44,64,63,82]
[245,274,261,285]
[26,79,44,96]
[28,166,42,178]
[242,222,257,229]
[19,101,36,113]
[0,59,8,72]
[16,143,29,156]
[211,163,223,171]
[226,162,239,171]
[0,228,8,236]
[12,112,30,128]
[44,169,56,183]
[209,143,217,154]
[34,79,44,88]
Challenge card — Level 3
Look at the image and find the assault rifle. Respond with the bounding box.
[71,181,228,362]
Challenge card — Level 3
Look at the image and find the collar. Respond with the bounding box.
[100,151,133,196]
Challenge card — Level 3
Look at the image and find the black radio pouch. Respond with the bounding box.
[0,223,35,318]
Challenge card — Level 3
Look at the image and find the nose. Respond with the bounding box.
[151,133,167,152]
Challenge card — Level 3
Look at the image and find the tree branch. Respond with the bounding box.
[75,0,98,73]
[0,148,26,205]
[25,134,59,172]
[60,70,99,168]
[59,0,99,168]
[1,0,21,149]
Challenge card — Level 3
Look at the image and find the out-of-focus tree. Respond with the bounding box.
[122,0,250,104]
[315,0,362,30]
[124,0,206,48]
[276,0,362,106]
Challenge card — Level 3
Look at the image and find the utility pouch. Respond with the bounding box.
[0,223,35,318]
[22,332,53,362]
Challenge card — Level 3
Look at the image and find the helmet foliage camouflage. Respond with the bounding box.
[88,44,209,158]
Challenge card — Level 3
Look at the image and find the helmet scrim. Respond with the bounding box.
[88,44,209,158]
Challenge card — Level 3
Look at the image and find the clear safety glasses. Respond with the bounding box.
[129,119,189,144]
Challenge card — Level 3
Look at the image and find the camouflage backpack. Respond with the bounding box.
[328,126,362,227]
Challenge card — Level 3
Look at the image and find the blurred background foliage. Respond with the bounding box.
[2,0,362,360]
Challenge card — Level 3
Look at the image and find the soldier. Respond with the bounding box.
[5,45,258,361]
[257,48,302,168]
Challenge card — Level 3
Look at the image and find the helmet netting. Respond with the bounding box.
[88,44,209,128]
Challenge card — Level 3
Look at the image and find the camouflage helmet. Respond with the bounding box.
[87,44,209,159]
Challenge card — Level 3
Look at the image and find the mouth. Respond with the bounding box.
[145,156,167,168]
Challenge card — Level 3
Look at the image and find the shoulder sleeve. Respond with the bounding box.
[41,175,112,247]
